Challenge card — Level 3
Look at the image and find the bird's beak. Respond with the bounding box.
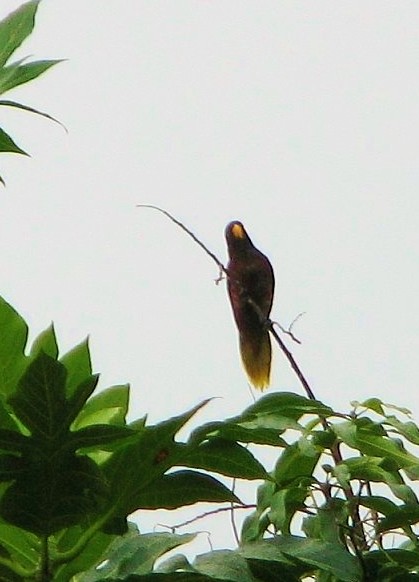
[231,223,246,239]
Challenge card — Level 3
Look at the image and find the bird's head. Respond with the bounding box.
[225,221,254,255]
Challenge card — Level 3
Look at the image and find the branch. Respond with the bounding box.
[137,205,314,400]
[158,504,256,531]
[137,205,368,553]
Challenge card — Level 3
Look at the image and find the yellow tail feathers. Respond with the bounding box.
[239,331,271,390]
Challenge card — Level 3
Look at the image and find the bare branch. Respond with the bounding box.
[158,504,256,531]
[137,205,226,274]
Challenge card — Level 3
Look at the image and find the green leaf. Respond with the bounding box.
[65,374,100,430]
[377,504,419,533]
[0,296,29,397]
[356,433,418,470]
[0,452,108,535]
[0,428,30,453]
[240,536,361,582]
[0,99,66,130]
[190,420,287,447]
[364,548,419,578]
[246,557,303,582]
[30,323,58,359]
[358,397,385,415]
[0,126,28,155]
[60,338,92,398]
[101,401,217,522]
[133,470,240,509]
[274,438,320,488]
[9,352,67,438]
[194,550,256,582]
[54,527,115,582]
[72,384,130,430]
[0,1,39,68]
[269,485,311,534]
[0,59,63,95]
[303,499,347,544]
[0,523,39,571]
[78,531,196,580]
[244,392,334,419]
[68,424,137,451]
[385,415,419,445]
[182,439,269,480]
[356,495,399,516]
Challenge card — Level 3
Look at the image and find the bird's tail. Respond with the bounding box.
[239,330,271,390]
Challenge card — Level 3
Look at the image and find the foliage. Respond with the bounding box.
[3,2,419,582]
[0,1,63,185]
[2,299,419,580]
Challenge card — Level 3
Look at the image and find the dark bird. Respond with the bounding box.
[225,221,275,390]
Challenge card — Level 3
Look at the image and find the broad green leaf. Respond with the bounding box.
[385,415,419,445]
[182,439,269,480]
[54,527,115,582]
[65,374,100,430]
[303,499,347,544]
[331,462,351,488]
[274,438,320,487]
[246,557,303,582]
[339,456,394,483]
[0,453,108,535]
[0,1,39,68]
[356,433,417,470]
[72,384,130,430]
[0,126,28,155]
[0,428,30,453]
[0,296,29,397]
[269,485,310,534]
[0,398,20,431]
[0,523,39,571]
[244,392,334,419]
[0,453,24,480]
[357,397,385,415]
[68,424,137,452]
[240,510,271,544]
[133,470,239,509]
[388,482,419,505]
[9,352,67,438]
[60,338,92,398]
[240,536,361,582]
[30,323,58,359]
[190,420,287,447]
[0,59,63,95]
[77,531,195,580]
[364,548,419,574]
[156,553,195,573]
[102,401,213,520]
[356,495,399,516]
[376,504,419,533]
[194,550,255,582]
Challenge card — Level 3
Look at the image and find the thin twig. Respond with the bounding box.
[273,320,302,344]
[158,504,256,531]
[137,205,226,274]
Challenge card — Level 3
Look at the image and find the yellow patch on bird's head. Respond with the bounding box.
[231,223,246,239]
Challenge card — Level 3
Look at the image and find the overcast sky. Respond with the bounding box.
[1,0,419,556]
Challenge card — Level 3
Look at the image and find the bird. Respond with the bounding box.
[225,221,275,390]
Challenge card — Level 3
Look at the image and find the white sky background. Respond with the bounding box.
[1,0,419,558]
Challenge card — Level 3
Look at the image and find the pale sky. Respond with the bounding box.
[1,0,419,557]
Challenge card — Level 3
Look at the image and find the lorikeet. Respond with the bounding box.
[225,221,275,390]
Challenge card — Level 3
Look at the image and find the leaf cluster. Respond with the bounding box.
[0,296,266,581]
[0,1,63,184]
